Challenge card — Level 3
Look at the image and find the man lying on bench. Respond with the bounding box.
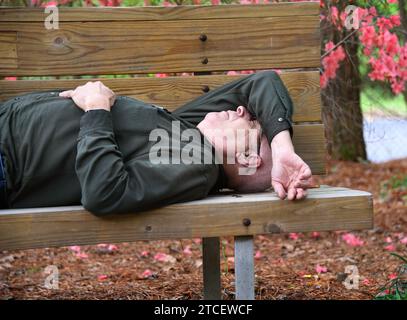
[0,71,312,216]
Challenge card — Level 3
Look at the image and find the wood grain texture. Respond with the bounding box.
[0,71,322,122]
[0,186,373,251]
[0,3,319,22]
[0,16,320,76]
[292,124,326,175]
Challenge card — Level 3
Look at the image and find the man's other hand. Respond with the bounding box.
[59,81,116,112]
[271,150,313,200]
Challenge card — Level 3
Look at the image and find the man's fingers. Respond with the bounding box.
[299,166,312,180]
[272,181,287,200]
[295,188,307,200]
[59,90,74,98]
[287,186,297,201]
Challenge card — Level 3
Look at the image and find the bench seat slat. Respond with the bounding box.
[0,186,373,251]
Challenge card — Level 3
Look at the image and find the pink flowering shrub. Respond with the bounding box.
[321,1,406,95]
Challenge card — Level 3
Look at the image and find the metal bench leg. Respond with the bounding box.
[202,237,221,300]
[234,235,255,300]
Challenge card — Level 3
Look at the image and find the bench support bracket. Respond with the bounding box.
[234,235,255,300]
[202,237,221,300]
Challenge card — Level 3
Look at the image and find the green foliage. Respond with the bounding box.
[379,175,407,205]
[375,253,407,300]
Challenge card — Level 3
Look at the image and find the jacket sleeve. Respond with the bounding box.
[173,70,293,144]
[75,109,214,216]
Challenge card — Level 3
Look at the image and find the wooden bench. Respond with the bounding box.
[0,2,373,300]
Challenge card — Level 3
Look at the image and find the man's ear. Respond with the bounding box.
[235,152,262,168]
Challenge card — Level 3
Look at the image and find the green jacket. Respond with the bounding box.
[0,71,293,215]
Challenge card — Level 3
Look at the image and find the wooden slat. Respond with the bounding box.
[0,186,373,251]
[293,124,326,175]
[0,3,319,22]
[0,71,322,122]
[0,15,320,76]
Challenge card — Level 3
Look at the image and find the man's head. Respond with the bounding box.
[197,106,272,192]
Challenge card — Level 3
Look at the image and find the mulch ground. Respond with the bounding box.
[0,158,406,300]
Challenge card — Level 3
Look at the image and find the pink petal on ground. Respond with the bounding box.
[384,244,396,251]
[69,245,81,253]
[141,250,150,257]
[311,232,321,239]
[315,264,328,274]
[153,252,176,263]
[141,269,153,278]
[5,77,17,81]
[154,252,167,261]
[289,233,300,240]
[75,252,88,259]
[183,246,193,255]
[341,233,364,247]
[254,250,262,260]
[107,244,118,251]
[385,236,393,243]
[362,278,371,286]
[400,237,407,244]
[97,274,108,281]
[388,273,397,280]
[193,238,202,245]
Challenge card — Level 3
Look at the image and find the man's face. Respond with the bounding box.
[197,106,261,163]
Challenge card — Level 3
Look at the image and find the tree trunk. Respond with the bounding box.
[321,1,367,161]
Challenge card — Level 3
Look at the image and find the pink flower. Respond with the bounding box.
[341,233,364,247]
[98,274,108,281]
[69,245,81,253]
[254,250,262,260]
[289,233,300,240]
[315,264,327,274]
[4,77,17,81]
[141,269,154,278]
[155,73,168,78]
[183,245,192,255]
[388,273,397,280]
[41,1,58,7]
[107,244,118,251]
[362,278,371,286]
[75,252,89,259]
[311,232,321,239]
[400,237,407,245]
[384,244,396,251]
[141,250,150,257]
[153,252,176,263]
[385,236,393,243]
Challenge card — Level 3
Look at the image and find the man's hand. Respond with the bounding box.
[271,130,313,200]
[271,150,312,200]
[59,81,116,112]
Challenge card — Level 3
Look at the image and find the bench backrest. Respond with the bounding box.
[0,2,324,174]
